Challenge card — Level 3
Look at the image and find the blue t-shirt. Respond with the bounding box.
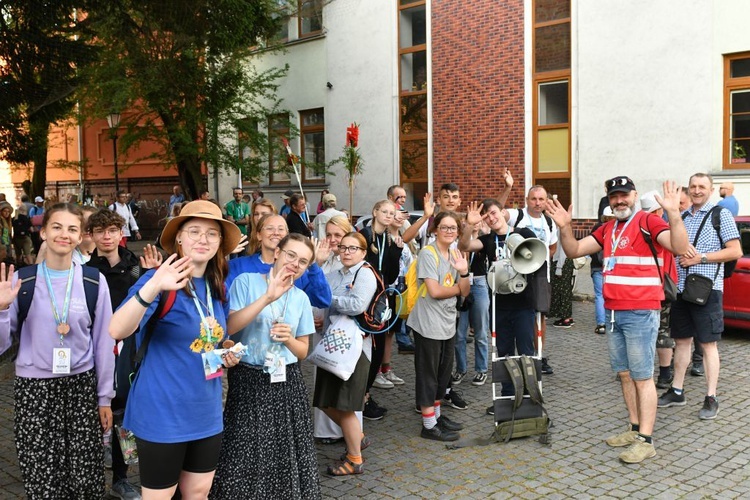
[718,195,739,217]
[229,273,314,367]
[123,271,228,443]
[227,253,332,309]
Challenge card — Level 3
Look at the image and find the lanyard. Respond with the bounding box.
[41,261,75,343]
[374,231,386,272]
[495,235,507,260]
[607,212,636,270]
[189,280,215,337]
[528,213,546,240]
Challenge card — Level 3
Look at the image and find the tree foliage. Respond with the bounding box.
[80,0,292,199]
[0,0,96,196]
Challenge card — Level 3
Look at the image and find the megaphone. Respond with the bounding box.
[487,259,528,295]
[505,233,547,275]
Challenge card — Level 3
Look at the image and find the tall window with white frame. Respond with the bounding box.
[532,0,571,208]
[398,0,428,208]
[300,108,325,183]
[725,53,750,168]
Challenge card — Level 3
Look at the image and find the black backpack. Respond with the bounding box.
[351,262,392,334]
[682,206,738,277]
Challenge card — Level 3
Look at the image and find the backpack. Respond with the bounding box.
[513,209,554,234]
[351,262,392,334]
[397,245,438,319]
[682,206,738,278]
[492,355,550,443]
[16,264,100,336]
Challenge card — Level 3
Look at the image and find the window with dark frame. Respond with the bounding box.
[268,114,291,185]
[299,0,323,37]
[300,108,325,183]
[725,53,750,168]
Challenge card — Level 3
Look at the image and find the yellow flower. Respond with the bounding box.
[204,342,214,352]
[189,339,204,353]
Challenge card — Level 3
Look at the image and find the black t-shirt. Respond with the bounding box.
[478,232,533,310]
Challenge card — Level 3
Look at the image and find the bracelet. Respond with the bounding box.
[460,273,470,278]
[134,290,152,307]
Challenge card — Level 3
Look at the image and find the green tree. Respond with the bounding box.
[0,1,95,197]
[81,0,292,199]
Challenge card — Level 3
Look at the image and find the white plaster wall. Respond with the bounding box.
[213,1,397,217]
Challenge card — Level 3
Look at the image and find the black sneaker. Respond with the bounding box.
[398,344,415,354]
[420,425,459,442]
[471,372,487,386]
[443,389,468,410]
[691,362,705,376]
[437,415,464,431]
[698,395,719,420]
[486,405,495,416]
[363,398,387,420]
[656,373,673,389]
[657,388,687,408]
[541,358,554,375]
[451,371,467,385]
[595,324,606,335]
[552,318,574,328]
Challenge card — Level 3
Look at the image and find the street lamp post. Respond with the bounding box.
[106,112,121,193]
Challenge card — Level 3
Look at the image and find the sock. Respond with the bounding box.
[659,366,671,378]
[381,363,391,374]
[434,402,441,419]
[445,387,451,396]
[630,423,640,433]
[638,433,652,444]
[673,387,684,396]
[346,453,363,464]
[422,411,437,429]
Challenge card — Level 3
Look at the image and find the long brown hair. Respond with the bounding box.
[249,213,287,255]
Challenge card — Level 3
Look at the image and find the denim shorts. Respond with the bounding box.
[606,309,659,380]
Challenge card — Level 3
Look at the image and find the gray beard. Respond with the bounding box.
[613,206,633,221]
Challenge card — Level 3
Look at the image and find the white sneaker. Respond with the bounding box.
[383,370,405,385]
[372,372,394,389]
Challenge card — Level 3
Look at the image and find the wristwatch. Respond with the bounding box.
[700,254,708,264]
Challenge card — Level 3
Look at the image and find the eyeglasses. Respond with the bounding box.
[279,248,310,267]
[378,209,396,217]
[92,227,121,237]
[438,225,458,233]
[182,227,222,243]
[338,245,365,254]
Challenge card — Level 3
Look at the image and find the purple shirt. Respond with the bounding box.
[0,264,115,406]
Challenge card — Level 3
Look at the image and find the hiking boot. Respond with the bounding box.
[372,372,394,389]
[443,389,468,410]
[383,370,405,385]
[420,425,459,442]
[595,324,606,335]
[657,388,686,408]
[110,479,141,500]
[698,395,719,420]
[363,398,387,420]
[605,429,638,447]
[618,436,656,464]
[656,334,675,349]
[656,373,673,389]
[471,372,487,386]
[541,358,554,375]
[552,318,574,328]
[437,415,464,432]
[451,371,467,385]
[691,362,705,376]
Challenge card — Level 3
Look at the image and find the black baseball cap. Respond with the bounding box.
[606,176,636,196]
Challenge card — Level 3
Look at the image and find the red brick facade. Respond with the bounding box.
[431,0,526,206]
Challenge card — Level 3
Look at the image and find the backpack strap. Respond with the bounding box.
[520,355,544,405]
[15,264,38,336]
[639,226,665,284]
[710,205,727,247]
[131,289,177,380]
[81,266,100,326]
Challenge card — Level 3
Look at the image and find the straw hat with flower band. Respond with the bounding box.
[159,200,242,255]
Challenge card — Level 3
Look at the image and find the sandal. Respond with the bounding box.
[339,435,372,460]
[327,456,364,476]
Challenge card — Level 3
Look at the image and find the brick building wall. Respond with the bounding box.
[431,0,526,206]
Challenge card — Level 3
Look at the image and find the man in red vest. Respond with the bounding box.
[545,176,688,464]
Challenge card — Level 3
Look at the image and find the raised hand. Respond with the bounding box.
[313,237,331,266]
[231,234,249,255]
[502,167,514,188]
[544,198,573,229]
[0,263,21,310]
[655,180,682,214]
[139,244,164,269]
[392,234,404,248]
[265,267,295,302]
[465,201,485,226]
[423,193,436,218]
[448,249,469,275]
[150,254,194,291]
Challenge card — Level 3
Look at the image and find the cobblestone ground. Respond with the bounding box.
[1,300,749,498]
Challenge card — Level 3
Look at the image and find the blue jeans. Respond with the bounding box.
[455,277,490,373]
[592,270,605,325]
[606,309,659,380]
[394,318,413,348]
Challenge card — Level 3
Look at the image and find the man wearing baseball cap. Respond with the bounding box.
[280,189,294,219]
[545,176,688,464]
[29,196,45,254]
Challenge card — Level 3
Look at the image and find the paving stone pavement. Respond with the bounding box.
[1,298,749,498]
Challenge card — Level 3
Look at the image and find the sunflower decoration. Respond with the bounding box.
[190,317,225,353]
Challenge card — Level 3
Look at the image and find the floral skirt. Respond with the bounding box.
[14,369,105,500]
[549,259,575,319]
[209,363,321,499]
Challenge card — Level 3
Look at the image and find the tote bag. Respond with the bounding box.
[308,315,363,381]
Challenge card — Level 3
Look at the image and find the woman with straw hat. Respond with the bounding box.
[110,200,244,499]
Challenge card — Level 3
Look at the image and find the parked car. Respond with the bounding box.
[723,216,750,330]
